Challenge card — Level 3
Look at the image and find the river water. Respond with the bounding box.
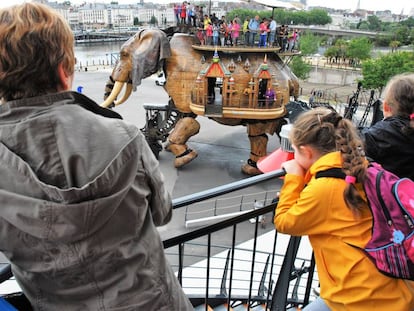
[74,41,124,68]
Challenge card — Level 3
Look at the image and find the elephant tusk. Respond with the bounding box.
[101,81,124,108]
[114,83,133,106]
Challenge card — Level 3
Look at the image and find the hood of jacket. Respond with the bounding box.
[0,91,143,244]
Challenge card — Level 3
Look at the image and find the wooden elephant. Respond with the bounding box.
[102,28,300,175]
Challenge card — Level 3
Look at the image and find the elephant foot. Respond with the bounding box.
[174,149,198,168]
[241,159,262,176]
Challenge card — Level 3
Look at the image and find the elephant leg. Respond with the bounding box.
[242,122,277,175]
[242,133,268,175]
[168,117,200,168]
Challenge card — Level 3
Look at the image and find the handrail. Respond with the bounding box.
[172,168,286,209]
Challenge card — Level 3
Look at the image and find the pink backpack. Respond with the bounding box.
[316,163,414,280]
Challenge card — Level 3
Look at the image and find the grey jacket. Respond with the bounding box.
[0,92,193,310]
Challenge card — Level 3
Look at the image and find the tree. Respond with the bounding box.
[307,9,332,25]
[361,51,414,93]
[346,37,372,66]
[389,40,401,52]
[297,31,319,56]
[290,57,311,80]
[367,15,382,31]
[150,16,158,26]
[227,8,331,27]
[324,46,340,64]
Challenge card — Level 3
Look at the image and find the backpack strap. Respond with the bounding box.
[371,168,393,225]
[315,168,346,180]
[317,166,393,225]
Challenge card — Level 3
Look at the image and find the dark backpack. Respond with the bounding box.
[316,163,414,280]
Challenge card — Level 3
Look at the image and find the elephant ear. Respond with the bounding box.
[131,29,172,91]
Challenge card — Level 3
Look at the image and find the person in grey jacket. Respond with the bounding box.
[361,73,414,180]
[0,3,193,310]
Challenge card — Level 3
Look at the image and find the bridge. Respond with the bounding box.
[73,30,135,44]
[294,25,380,38]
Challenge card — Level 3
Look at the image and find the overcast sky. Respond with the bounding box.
[0,0,412,14]
[307,0,412,14]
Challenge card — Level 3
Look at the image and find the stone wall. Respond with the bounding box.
[307,65,362,85]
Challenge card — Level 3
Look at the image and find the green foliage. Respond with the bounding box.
[367,15,382,31]
[133,17,139,26]
[347,37,372,62]
[400,16,414,28]
[297,31,319,56]
[394,25,411,45]
[227,8,331,26]
[225,8,267,23]
[307,9,332,25]
[389,40,401,52]
[361,51,414,91]
[324,46,340,59]
[375,33,393,47]
[290,57,311,80]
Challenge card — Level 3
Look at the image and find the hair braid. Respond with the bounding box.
[334,118,367,212]
[291,108,369,212]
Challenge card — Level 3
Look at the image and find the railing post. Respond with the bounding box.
[220,250,231,297]
[258,255,270,297]
[270,235,302,311]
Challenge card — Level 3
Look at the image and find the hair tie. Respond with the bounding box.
[345,175,356,184]
[410,113,414,120]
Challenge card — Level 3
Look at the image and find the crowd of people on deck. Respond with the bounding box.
[174,1,300,50]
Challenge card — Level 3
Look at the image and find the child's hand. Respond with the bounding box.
[281,159,305,177]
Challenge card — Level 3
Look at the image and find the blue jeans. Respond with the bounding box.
[213,36,219,46]
[268,31,276,46]
[259,34,267,47]
[249,31,257,46]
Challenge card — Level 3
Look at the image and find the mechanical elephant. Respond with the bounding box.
[102,28,300,175]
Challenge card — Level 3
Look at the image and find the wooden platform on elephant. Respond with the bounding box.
[191,45,282,54]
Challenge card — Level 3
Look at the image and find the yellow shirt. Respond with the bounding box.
[203,17,211,30]
[275,151,414,311]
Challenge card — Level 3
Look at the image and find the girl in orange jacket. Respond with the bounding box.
[274,107,414,311]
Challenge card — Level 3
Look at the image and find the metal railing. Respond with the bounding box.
[0,168,319,311]
[165,168,318,310]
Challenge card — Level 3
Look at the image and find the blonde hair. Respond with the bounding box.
[383,73,414,134]
[291,108,368,212]
[0,3,75,101]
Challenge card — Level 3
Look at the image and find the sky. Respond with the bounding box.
[306,0,412,14]
[0,0,412,15]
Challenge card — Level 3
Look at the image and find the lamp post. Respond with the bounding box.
[314,53,321,78]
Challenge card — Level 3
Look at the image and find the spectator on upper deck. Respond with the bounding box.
[248,15,260,47]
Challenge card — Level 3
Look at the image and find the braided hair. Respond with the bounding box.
[290,107,368,212]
